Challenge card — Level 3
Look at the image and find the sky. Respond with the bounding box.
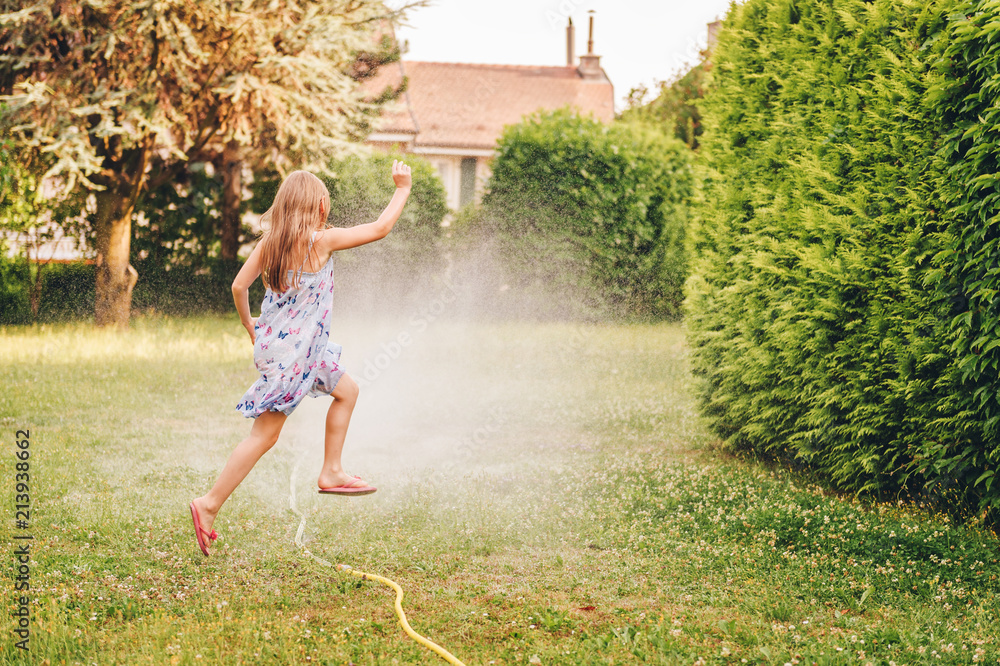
[394,0,737,112]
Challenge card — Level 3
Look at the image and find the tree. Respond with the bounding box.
[621,62,709,150]
[207,29,404,266]
[0,0,412,327]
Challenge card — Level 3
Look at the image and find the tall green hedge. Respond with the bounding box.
[928,0,1000,500]
[688,0,1000,518]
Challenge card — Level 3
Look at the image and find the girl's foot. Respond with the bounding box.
[317,471,377,495]
[189,497,220,556]
[317,470,365,489]
[191,497,219,536]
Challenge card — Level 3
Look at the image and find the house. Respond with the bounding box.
[365,16,615,210]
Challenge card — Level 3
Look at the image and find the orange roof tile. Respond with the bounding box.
[364,60,615,151]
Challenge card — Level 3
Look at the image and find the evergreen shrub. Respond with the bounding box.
[924,0,1000,511]
[687,0,1000,517]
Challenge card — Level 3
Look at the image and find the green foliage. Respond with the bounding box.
[0,0,405,192]
[621,62,709,149]
[686,0,1000,515]
[0,0,409,325]
[323,151,448,303]
[0,135,41,234]
[322,151,447,253]
[0,135,31,322]
[481,108,694,320]
[0,258,273,324]
[132,162,234,271]
[688,0,1000,520]
[0,260,96,325]
[130,258,266,316]
[0,243,30,323]
[924,0,1000,512]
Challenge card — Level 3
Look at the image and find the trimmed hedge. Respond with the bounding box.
[481,109,694,320]
[0,248,30,323]
[0,258,267,324]
[687,0,1000,518]
[927,0,1000,508]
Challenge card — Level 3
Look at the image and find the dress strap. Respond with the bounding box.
[296,231,318,273]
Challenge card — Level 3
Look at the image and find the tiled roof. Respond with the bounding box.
[364,60,615,150]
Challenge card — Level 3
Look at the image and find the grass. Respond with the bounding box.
[1,313,998,665]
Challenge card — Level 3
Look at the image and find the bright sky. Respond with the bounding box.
[394,0,737,112]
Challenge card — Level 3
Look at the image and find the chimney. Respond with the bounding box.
[566,17,575,67]
[587,11,594,55]
[577,10,605,81]
[707,20,722,53]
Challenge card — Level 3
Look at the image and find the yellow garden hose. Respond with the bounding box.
[334,563,466,666]
[289,455,467,666]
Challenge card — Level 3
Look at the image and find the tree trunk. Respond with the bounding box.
[93,186,139,328]
[29,262,44,321]
[220,140,242,262]
[92,141,151,328]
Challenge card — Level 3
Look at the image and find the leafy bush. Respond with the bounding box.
[1,136,40,324]
[37,262,94,321]
[478,108,694,320]
[132,162,231,271]
[323,151,447,294]
[686,0,1000,516]
[0,245,30,324]
[129,258,266,316]
[621,62,708,149]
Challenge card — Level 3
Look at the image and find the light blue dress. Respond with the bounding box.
[236,231,344,418]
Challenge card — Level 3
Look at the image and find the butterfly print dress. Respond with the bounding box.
[236,231,344,418]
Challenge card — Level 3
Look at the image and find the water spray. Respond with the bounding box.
[288,452,467,666]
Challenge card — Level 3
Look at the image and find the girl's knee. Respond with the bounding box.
[334,374,360,404]
[254,426,282,450]
[251,410,286,448]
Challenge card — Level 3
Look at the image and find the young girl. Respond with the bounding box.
[189,160,412,557]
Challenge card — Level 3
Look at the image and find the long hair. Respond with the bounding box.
[258,171,330,293]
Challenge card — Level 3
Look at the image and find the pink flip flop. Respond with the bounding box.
[189,502,218,556]
[318,475,377,496]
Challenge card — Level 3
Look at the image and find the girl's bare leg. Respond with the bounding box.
[192,410,288,534]
[317,373,363,489]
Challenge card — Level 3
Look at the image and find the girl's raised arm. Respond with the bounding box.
[320,160,412,252]
[232,242,263,343]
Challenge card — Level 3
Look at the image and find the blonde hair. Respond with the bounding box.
[258,171,330,293]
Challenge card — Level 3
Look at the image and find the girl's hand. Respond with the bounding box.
[245,317,257,345]
[392,160,412,190]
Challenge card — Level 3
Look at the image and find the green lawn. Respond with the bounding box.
[1,315,998,665]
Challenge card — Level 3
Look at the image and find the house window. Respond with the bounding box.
[433,160,451,187]
[459,158,477,207]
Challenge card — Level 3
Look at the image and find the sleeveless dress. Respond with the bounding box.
[236,231,344,418]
